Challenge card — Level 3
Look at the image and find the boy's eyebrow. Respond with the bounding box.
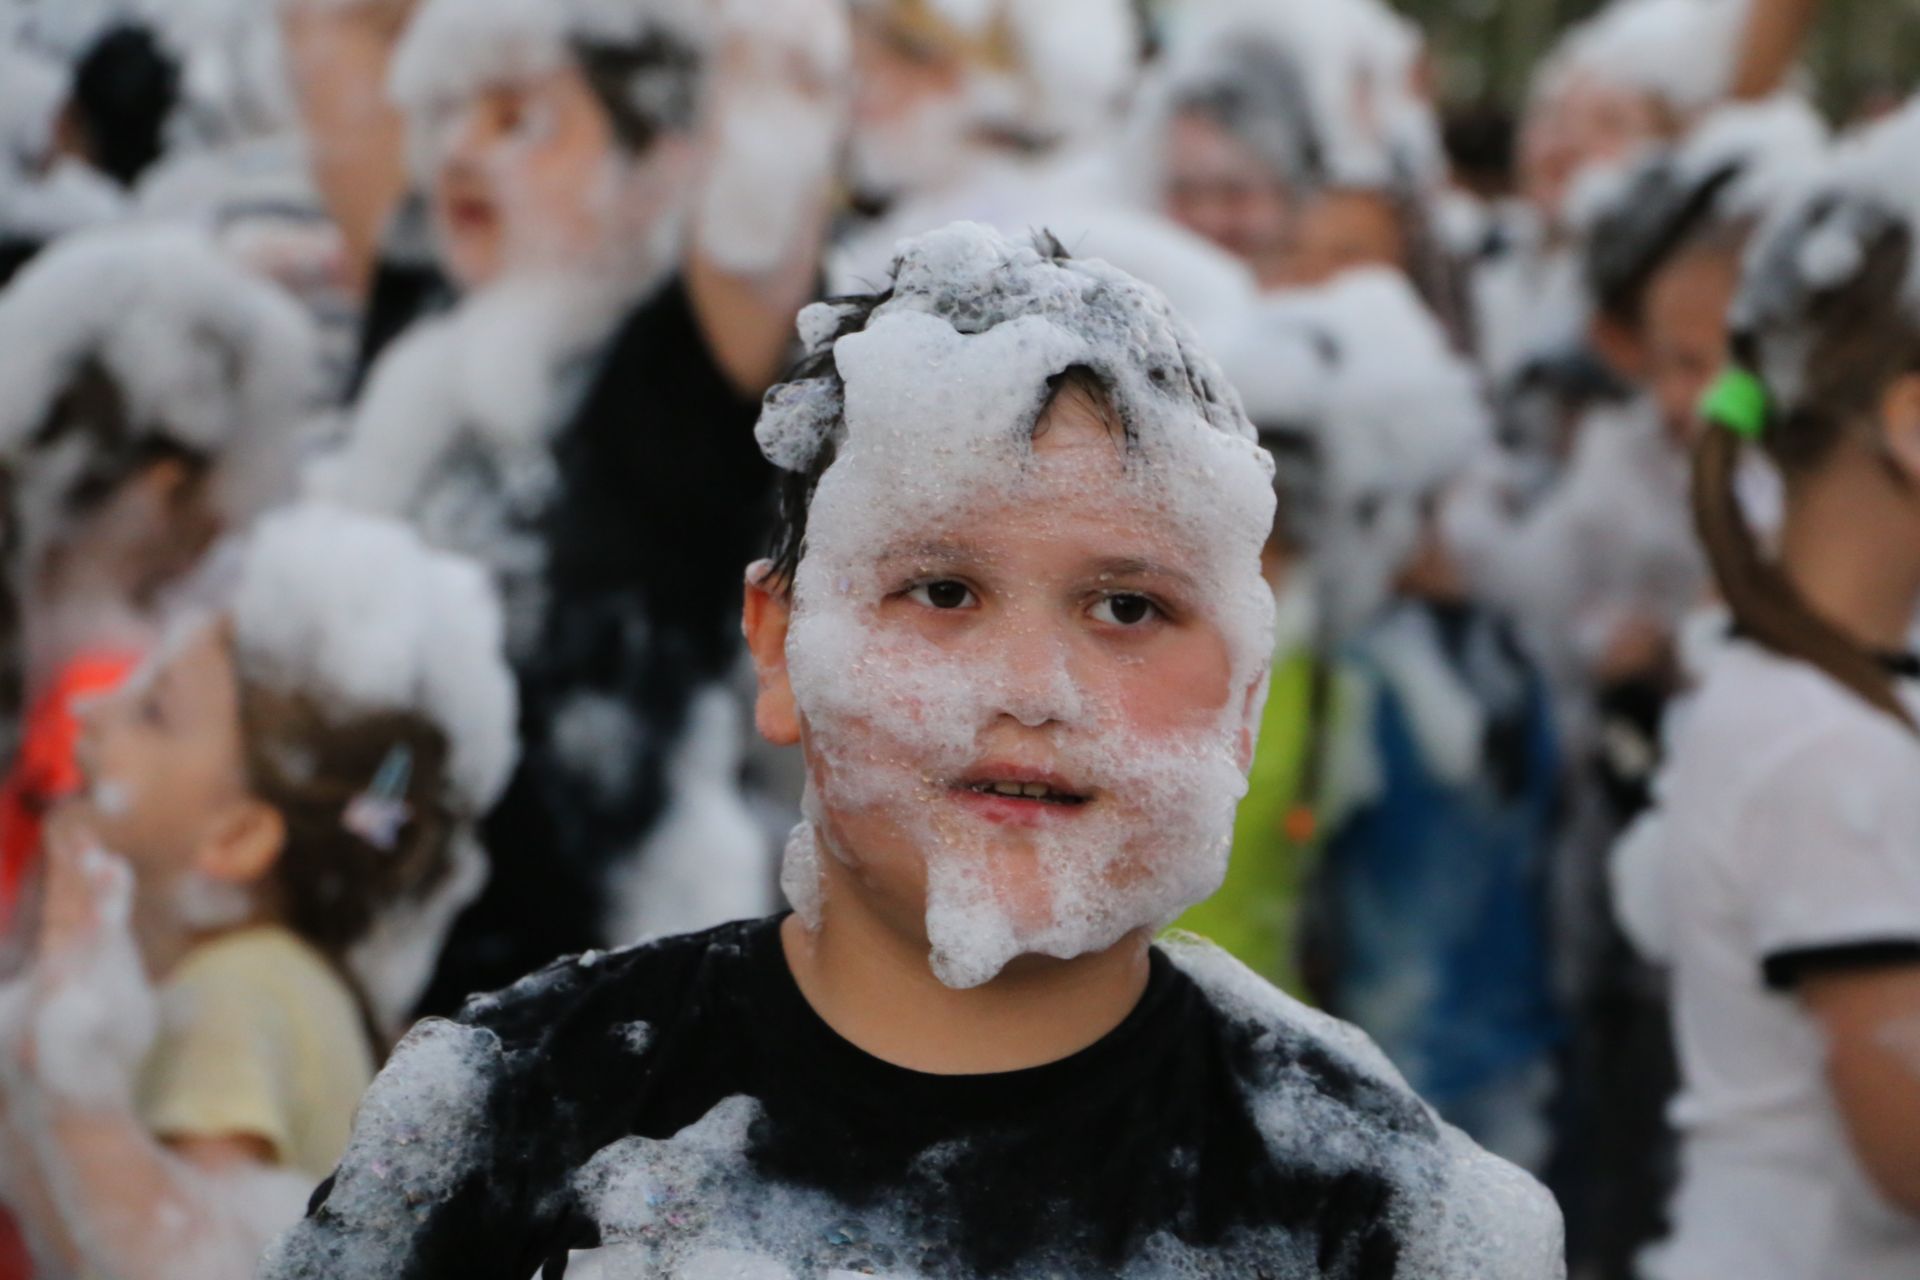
[1088,557,1199,589]
[875,538,979,564]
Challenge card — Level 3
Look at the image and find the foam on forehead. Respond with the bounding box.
[758,222,1263,476]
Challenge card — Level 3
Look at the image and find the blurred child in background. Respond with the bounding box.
[0,502,516,1280]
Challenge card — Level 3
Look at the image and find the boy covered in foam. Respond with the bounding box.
[264,223,1564,1280]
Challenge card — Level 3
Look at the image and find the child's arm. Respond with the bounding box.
[13,831,313,1280]
[1801,966,1920,1217]
[27,1106,312,1280]
[685,0,850,396]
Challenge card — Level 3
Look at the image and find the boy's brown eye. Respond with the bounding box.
[1093,593,1159,627]
[909,580,976,610]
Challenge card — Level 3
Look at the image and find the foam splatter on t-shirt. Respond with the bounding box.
[261,919,1566,1279]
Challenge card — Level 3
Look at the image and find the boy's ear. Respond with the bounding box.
[196,798,288,888]
[1879,372,1920,487]
[744,562,802,748]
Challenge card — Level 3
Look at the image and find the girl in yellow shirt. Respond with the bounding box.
[0,503,517,1280]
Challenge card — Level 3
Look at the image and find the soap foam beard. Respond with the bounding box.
[790,626,1247,989]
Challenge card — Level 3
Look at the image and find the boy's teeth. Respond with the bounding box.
[973,781,1071,800]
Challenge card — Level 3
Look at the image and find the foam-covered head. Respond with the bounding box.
[846,0,1136,196]
[1217,269,1488,637]
[1538,0,1753,119]
[391,0,707,289]
[228,503,517,813]
[1582,95,1828,324]
[72,503,514,1022]
[0,225,314,596]
[1522,0,1755,224]
[1161,0,1440,194]
[1152,33,1318,281]
[1728,97,1920,428]
[751,223,1275,988]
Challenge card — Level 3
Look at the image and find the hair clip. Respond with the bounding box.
[342,744,414,853]
[1701,367,1770,442]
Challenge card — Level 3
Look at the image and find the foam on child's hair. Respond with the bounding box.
[759,222,1278,989]
[222,502,519,1028]
[0,226,315,539]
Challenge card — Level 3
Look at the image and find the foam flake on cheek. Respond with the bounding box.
[88,777,134,818]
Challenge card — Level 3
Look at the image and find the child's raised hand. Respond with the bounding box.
[21,810,158,1108]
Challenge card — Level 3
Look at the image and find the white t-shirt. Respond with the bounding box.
[1616,642,1920,1280]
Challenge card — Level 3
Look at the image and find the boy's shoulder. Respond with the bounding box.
[1161,936,1568,1279]
[452,916,779,1055]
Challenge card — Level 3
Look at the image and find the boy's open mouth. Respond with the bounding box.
[962,780,1088,806]
[949,767,1092,812]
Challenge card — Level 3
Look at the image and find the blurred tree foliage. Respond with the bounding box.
[1391,0,1920,119]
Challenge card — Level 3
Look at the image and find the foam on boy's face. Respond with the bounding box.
[768,234,1278,987]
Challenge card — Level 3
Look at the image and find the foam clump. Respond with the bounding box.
[229,502,519,814]
[1164,938,1568,1280]
[1730,97,1920,409]
[0,224,315,506]
[257,1018,507,1277]
[1540,0,1753,115]
[1216,268,1489,638]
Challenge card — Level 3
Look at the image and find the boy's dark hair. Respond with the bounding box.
[69,23,181,189]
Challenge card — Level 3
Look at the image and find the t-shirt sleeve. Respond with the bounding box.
[1737,729,1920,990]
[139,961,298,1159]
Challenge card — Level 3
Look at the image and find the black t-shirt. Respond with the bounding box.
[269,919,1562,1280]
[416,279,774,1016]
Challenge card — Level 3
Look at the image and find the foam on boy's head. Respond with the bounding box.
[756,223,1277,988]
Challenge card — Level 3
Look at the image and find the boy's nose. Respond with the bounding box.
[992,627,1084,729]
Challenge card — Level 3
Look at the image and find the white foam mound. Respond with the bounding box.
[390,0,709,120]
[0,224,315,489]
[1216,269,1489,637]
[1538,0,1753,115]
[1731,95,1920,407]
[1161,0,1443,190]
[229,501,519,815]
[887,0,1137,147]
[257,1018,508,1278]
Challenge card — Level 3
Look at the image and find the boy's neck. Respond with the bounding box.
[779,873,1154,1077]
